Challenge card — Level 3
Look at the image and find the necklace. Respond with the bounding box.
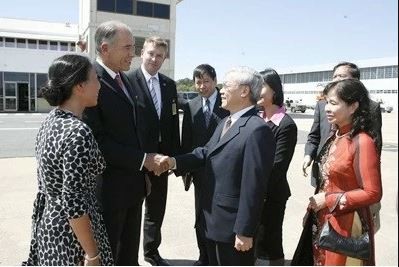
[335,130,350,139]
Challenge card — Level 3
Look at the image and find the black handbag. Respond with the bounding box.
[318,218,370,260]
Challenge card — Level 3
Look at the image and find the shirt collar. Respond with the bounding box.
[96,58,119,79]
[230,105,255,126]
[202,89,218,106]
[141,65,159,82]
[263,106,286,126]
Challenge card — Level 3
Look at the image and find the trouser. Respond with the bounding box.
[143,172,168,257]
[205,238,254,266]
[103,199,144,265]
[194,180,208,262]
[255,198,287,260]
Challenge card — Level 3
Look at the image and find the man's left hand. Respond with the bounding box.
[234,235,253,252]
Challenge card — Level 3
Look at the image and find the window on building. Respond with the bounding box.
[369,67,377,79]
[5,38,15,48]
[36,73,48,98]
[361,68,370,80]
[392,66,398,78]
[17,38,26,48]
[98,0,115,12]
[377,67,385,79]
[0,37,3,47]
[116,0,133,14]
[137,1,153,17]
[70,42,76,51]
[60,42,69,51]
[135,37,145,56]
[39,40,48,50]
[154,3,170,19]
[50,41,58,51]
[384,66,393,78]
[27,39,37,49]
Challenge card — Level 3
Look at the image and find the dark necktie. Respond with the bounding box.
[220,116,232,138]
[204,98,211,127]
[115,73,124,89]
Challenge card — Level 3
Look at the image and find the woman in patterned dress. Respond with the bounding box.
[23,54,114,265]
[308,79,382,265]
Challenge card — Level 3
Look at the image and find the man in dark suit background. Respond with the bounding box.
[161,66,276,265]
[126,36,180,266]
[180,64,229,266]
[303,61,382,185]
[83,21,162,265]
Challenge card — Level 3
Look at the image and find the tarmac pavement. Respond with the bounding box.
[0,112,397,265]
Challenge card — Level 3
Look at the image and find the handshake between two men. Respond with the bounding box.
[143,153,175,176]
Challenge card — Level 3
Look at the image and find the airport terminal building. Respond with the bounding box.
[278,57,398,111]
[0,0,181,112]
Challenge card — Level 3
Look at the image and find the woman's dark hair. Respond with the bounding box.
[323,79,374,139]
[41,54,92,106]
[260,68,284,107]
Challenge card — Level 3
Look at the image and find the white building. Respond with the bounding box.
[0,0,181,112]
[276,57,398,111]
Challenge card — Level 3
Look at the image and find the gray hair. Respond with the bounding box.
[95,20,132,54]
[224,66,263,104]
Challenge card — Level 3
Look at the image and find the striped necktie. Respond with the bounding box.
[149,77,160,118]
[204,98,211,127]
[220,116,232,138]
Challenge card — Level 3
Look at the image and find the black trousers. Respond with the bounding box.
[254,198,287,260]
[205,238,254,266]
[143,172,168,257]
[102,198,144,266]
[193,178,208,262]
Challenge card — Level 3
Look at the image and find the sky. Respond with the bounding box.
[0,0,398,80]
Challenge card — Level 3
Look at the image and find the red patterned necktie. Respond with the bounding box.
[115,73,124,89]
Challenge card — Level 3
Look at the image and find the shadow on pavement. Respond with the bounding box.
[167,259,196,266]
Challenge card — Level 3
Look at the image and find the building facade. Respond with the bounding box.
[0,0,181,112]
[277,57,398,111]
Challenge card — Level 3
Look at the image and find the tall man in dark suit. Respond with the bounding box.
[181,64,229,266]
[83,21,162,265]
[160,66,276,265]
[126,36,180,266]
[303,61,382,185]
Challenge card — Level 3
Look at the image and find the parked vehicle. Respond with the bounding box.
[177,91,199,111]
[288,100,307,113]
[379,102,393,113]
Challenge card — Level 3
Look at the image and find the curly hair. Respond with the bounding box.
[323,79,375,140]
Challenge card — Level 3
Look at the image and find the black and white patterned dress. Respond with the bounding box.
[23,108,114,265]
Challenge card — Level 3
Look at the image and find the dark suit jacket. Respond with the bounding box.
[126,68,180,156]
[175,108,276,243]
[265,114,297,201]
[83,62,146,208]
[305,99,382,186]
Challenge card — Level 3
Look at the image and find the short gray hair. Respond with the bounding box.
[95,20,132,54]
[224,66,263,104]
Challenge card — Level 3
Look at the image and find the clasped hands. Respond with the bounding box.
[144,153,175,176]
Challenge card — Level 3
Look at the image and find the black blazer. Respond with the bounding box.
[175,108,276,243]
[265,114,297,201]
[126,68,180,156]
[83,62,146,208]
[305,99,382,186]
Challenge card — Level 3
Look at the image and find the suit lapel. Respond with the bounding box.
[192,96,207,130]
[95,62,137,125]
[208,108,256,155]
